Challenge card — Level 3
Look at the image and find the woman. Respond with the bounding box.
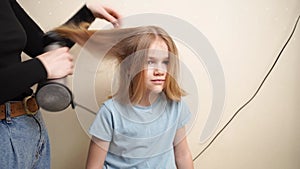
[0,0,121,168]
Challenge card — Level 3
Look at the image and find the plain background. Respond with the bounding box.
[19,0,300,168]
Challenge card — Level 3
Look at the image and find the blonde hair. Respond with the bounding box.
[54,23,186,104]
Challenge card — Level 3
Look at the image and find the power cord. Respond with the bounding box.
[193,15,300,162]
[73,101,97,115]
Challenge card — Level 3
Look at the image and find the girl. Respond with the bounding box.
[55,25,194,169]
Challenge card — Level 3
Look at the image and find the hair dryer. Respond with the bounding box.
[35,31,74,112]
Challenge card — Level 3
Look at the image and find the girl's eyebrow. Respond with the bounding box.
[147,55,169,59]
[147,56,155,60]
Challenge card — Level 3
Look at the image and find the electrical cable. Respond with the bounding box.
[73,101,97,115]
[193,14,300,162]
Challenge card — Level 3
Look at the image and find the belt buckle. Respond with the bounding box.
[23,96,38,115]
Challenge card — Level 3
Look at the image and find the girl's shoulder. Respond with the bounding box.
[102,98,123,108]
[102,98,114,105]
[100,98,126,114]
[168,98,188,108]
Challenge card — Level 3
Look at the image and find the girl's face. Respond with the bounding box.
[144,38,169,94]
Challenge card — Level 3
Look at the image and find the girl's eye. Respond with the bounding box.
[147,61,154,65]
[163,60,169,65]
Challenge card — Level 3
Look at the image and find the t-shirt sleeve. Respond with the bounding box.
[89,104,114,142]
[177,100,192,129]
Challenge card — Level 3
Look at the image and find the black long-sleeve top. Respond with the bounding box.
[0,0,95,104]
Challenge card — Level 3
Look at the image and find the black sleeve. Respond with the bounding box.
[63,5,96,48]
[43,5,96,49]
[0,2,95,104]
[13,4,95,57]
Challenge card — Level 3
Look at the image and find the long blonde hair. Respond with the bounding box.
[54,23,186,104]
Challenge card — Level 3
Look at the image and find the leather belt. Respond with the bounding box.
[0,96,39,120]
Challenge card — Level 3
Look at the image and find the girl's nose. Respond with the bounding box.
[153,68,165,76]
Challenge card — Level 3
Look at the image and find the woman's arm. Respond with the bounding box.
[86,136,110,169]
[174,127,194,169]
[0,1,119,104]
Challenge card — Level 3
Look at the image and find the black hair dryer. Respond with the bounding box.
[35,31,74,112]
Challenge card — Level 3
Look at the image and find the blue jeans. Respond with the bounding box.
[0,111,50,169]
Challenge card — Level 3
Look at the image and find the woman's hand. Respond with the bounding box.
[37,47,74,79]
[86,1,122,28]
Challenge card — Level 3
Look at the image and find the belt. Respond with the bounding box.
[0,96,39,120]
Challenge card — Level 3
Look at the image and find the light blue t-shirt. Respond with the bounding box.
[89,94,191,169]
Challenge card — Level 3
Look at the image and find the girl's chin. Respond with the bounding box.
[147,88,163,94]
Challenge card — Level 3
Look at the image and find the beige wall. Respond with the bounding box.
[19,0,300,169]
